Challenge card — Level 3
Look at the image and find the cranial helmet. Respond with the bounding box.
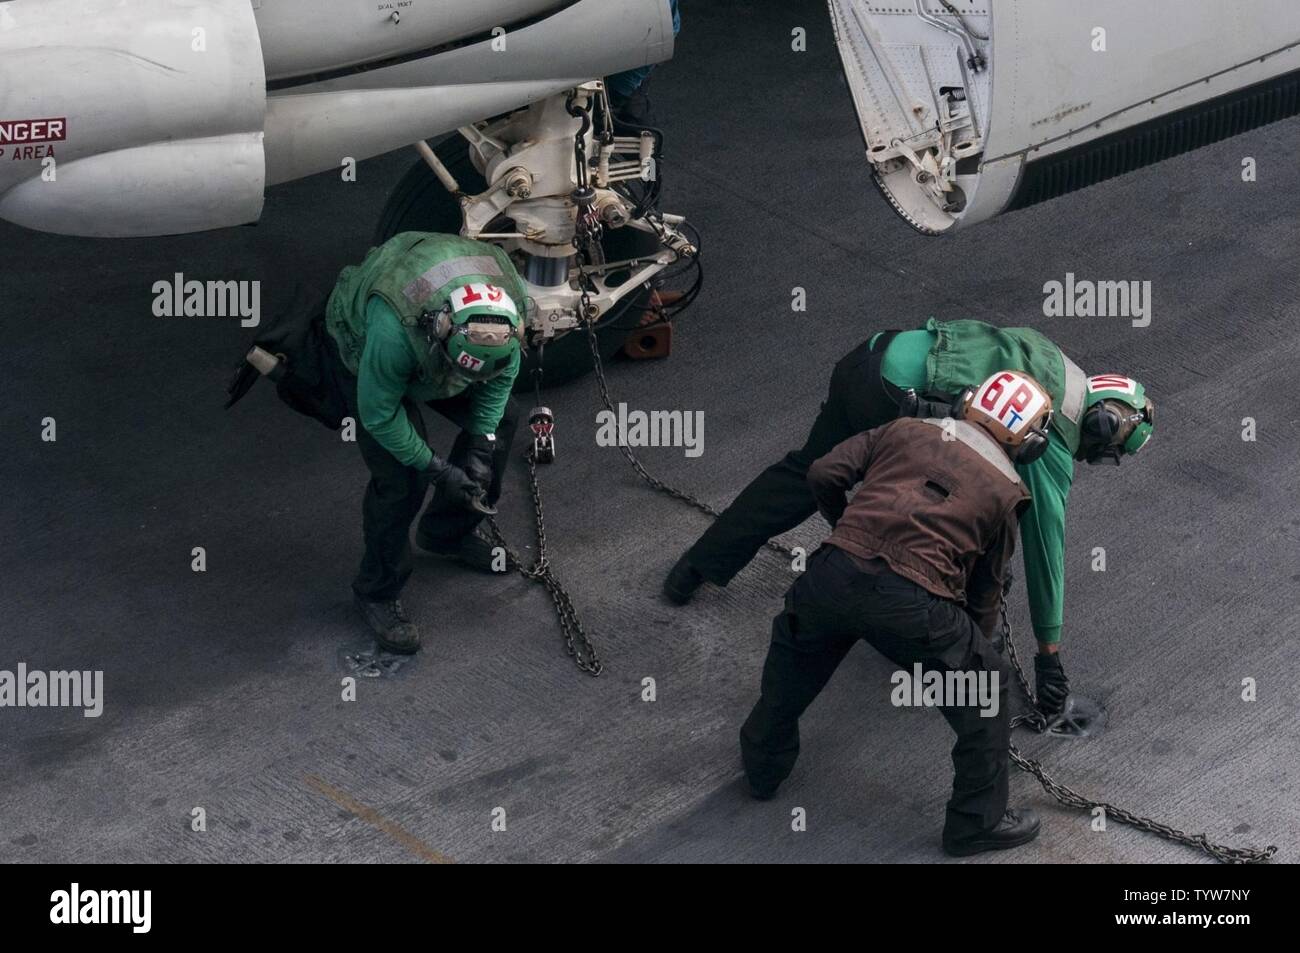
[426,282,525,379]
[958,370,1054,464]
[1079,375,1154,465]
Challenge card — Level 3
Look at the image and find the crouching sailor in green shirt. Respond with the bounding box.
[665,318,1154,724]
[324,232,527,654]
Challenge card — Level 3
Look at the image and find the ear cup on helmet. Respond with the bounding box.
[1015,428,1050,464]
[1082,397,1157,463]
[421,307,453,341]
[1081,400,1121,453]
[1012,408,1053,464]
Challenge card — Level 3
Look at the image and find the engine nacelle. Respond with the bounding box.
[0,0,675,237]
[830,0,1300,234]
[0,0,267,237]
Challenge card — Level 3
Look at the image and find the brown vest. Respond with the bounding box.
[816,417,1030,605]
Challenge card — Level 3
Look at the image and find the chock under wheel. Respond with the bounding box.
[623,320,673,359]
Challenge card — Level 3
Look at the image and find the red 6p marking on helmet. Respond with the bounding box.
[959,370,1054,464]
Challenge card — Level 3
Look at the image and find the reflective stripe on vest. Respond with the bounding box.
[920,418,1021,484]
[1059,351,1086,426]
[401,256,505,306]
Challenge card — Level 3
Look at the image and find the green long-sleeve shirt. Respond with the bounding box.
[357,296,519,470]
[878,328,1073,645]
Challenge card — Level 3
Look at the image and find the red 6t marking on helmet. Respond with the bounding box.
[457,351,485,372]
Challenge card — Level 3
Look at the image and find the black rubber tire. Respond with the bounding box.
[373,138,653,392]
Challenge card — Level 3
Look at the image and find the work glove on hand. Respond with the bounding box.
[821,508,844,528]
[1034,652,1070,718]
[426,455,481,511]
[460,433,496,494]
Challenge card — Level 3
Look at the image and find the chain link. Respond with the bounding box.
[471,98,613,677]
[594,262,1275,859]
[996,605,1275,863]
[483,451,603,677]
[508,297,1279,858]
[1000,603,1048,735]
[480,88,1274,864]
[581,267,796,559]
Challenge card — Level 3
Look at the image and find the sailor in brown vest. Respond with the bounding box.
[739,370,1054,856]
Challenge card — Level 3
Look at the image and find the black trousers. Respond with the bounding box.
[685,333,901,584]
[338,371,520,602]
[740,546,1011,840]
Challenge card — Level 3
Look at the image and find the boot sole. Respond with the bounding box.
[942,824,1041,857]
[374,636,421,656]
[353,596,422,655]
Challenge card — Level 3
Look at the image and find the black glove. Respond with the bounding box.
[426,455,480,510]
[1033,652,1070,717]
[461,433,496,494]
[818,503,846,528]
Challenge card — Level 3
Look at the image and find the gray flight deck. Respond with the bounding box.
[2,0,1297,863]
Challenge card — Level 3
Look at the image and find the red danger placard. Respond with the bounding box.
[0,118,67,144]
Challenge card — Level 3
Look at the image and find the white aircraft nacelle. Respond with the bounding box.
[0,0,267,236]
[252,0,564,82]
[0,0,675,237]
[830,0,1300,234]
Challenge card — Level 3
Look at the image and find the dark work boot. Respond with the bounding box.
[942,808,1041,857]
[663,553,705,605]
[354,594,421,655]
[418,532,513,574]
